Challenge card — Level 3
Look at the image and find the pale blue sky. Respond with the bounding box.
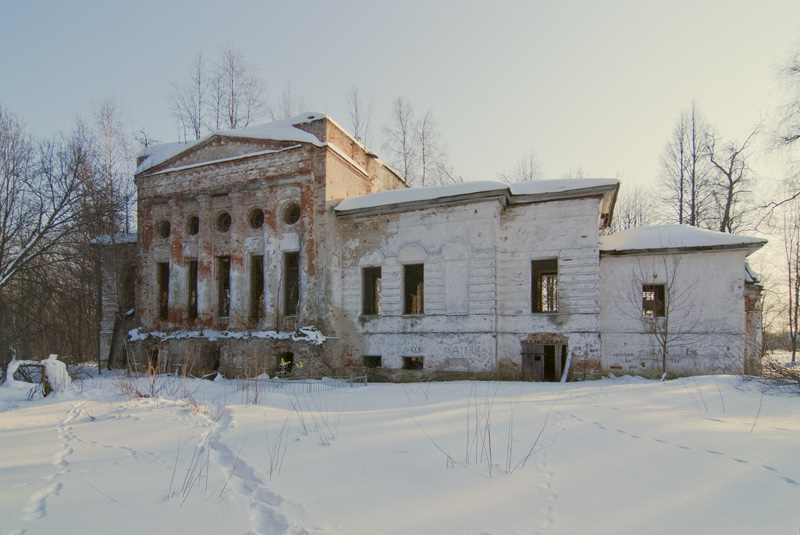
[1,0,799,186]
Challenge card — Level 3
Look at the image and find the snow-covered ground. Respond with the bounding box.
[1,367,798,535]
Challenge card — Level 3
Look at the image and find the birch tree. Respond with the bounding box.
[660,102,714,227]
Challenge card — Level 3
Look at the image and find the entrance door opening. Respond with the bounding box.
[521,343,567,382]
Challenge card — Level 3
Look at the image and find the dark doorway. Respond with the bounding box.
[521,343,567,382]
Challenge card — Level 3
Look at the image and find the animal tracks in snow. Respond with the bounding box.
[567,413,799,487]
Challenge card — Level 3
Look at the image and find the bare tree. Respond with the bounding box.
[560,166,588,179]
[607,183,658,234]
[345,84,375,147]
[271,81,310,121]
[90,97,136,234]
[777,40,800,149]
[0,109,88,291]
[383,97,417,184]
[498,149,544,182]
[169,52,208,142]
[781,190,800,363]
[415,109,450,186]
[215,42,268,130]
[707,127,758,233]
[660,102,714,227]
[629,255,701,377]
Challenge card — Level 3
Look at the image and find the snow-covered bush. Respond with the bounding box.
[42,354,71,393]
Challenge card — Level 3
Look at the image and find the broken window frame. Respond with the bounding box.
[250,254,265,321]
[217,256,231,318]
[362,266,382,316]
[403,263,424,315]
[283,251,300,316]
[642,284,666,318]
[186,258,198,321]
[156,262,169,321]
[532,258,558,313]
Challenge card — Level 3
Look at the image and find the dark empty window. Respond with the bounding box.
[250,255,265,320]
[403,264,424,315]
[642,284,666,318]
[216,212,231,232]
[187,259,198,321]
[532,259,558,313]
[217,256,231,317]
[156,262,169,321]
[402,356,424,370]
[248,208,264,229]
[283,251,299,316]
[186,215,199,236]
[363,356,382,368]
[362,266,382,315]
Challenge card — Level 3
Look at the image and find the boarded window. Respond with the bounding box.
[532,259,558,313]
[642,284,666,317]
[363,356,382,368]
[402,356,424,370]
[403,263,424,315]
[187,259,198,321]
[156,262,169,321]
[217,256,231,317]
[362,266,382,315]
[283,251,299,316]
[121,264,136,312]
[250,255,265,320]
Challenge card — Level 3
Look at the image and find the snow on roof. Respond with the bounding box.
[335,181,507,212]
[599,224,767,253]
[136,112,328,174]
[335,178,619,214]
[509,178,619,196]
[90,233,137,245]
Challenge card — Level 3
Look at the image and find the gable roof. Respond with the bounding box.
[599,224,767,255]
[136,113,328,174]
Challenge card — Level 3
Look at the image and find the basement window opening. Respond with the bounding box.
[402,356,424,370]
[363,356,382,368]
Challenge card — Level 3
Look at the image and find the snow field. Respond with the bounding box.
[1,372,798,534]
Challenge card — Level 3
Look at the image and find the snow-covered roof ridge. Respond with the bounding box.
[136,112,329,174]
[599,224,767,254]
[335,178,620,215]
[90,232,137,245]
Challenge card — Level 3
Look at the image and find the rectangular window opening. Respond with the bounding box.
[402,356,424,370]
[250,255,265,321]
[363,356,382,368]
[362,266,382,315]
[217,256,231,318]
[403,263,424,315]
[187,259,198,321]
[283,251,299,316]
[156,262,169,321]
[642,284,666,317]
[532,259,558,313]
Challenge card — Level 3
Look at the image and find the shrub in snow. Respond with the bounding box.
[42,354,71,394]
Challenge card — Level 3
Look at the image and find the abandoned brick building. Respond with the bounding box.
[97,113,766,380]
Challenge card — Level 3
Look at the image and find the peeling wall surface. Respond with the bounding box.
[97,113,765,380]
